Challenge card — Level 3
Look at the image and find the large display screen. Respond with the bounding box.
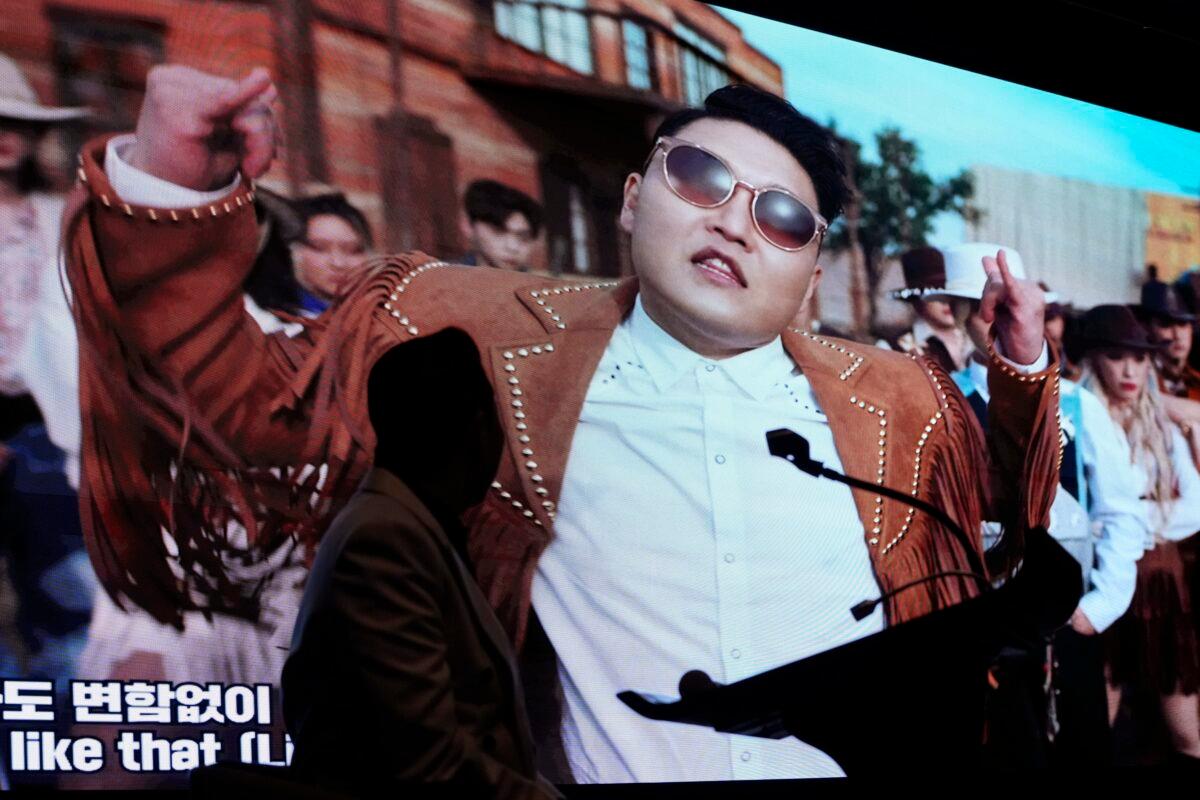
[0,0,1198,791]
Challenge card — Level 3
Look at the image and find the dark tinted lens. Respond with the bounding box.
[753,190,817,250]
[664,145,733,207]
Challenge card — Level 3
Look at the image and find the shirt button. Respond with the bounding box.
[714,454,726,464]
[705,364,716,372]
[730,648,741,659]
[724,553,735,563]
[740,751,752,762]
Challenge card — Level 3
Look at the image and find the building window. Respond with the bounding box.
[50,11,164,137]
[567,185,592,274]
[622,20,653,90]
[674,22,728,105]
[541,155,622,277]
[494,0,593,75]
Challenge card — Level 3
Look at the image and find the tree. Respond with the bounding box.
[827,127,979,336]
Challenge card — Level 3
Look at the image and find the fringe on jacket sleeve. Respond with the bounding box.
[65,177,424,627]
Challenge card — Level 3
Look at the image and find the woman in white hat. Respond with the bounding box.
[0,52,88,467]
[0,54,91,585]
[0,52,93,789]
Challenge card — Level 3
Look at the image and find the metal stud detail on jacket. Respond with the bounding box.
[379,261,448,337]
[530,282,620,330]
[1053,373,1064,470]
[490,481,543,528]
[850,395,889,547]
[796,330,865,381]
[92,179,257,224]
[988,341,1066,472]
[880,364,950,556]
[492,342,559,530]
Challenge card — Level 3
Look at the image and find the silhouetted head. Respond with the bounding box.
[367,329,503,518]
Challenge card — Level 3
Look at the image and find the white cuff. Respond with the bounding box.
[993,339,1050,374]
[105,134,241,208]
[1077,590,1121,635]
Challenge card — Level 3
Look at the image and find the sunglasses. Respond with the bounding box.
[643,136,828,252]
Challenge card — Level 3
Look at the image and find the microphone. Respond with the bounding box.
[679,670,721,697]
[766,428,991,620]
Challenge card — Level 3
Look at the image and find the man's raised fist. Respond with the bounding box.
[126,65,279,192]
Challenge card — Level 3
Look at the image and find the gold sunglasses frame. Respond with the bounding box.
[643,135,829,252]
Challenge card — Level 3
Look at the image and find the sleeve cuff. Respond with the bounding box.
[1078,591,1121,634]
[105,134,242,208]
[992,339,1050,374]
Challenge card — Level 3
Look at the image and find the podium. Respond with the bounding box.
[618,431,1081,776]
[619,527,1080,775]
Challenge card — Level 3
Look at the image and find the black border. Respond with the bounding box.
[714,0,1200,135]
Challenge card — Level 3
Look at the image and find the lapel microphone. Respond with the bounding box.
[765,428,991,621]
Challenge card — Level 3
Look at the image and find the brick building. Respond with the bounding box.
[2,0,782,274]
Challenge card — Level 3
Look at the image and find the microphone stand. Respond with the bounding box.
[766,428,992,617]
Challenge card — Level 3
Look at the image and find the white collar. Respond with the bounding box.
[627,294,792,401]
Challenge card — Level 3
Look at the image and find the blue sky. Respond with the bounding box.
[716,7,1200,203]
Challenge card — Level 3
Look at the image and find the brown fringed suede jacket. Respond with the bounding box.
[65,136,1060,774]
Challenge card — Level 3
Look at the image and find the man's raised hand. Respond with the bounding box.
[127,65,279,192]
[978,249,1046,366]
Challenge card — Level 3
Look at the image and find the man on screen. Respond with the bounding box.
[64,65,1060,781]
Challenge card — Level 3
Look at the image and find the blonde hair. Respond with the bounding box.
[1080,353,1176,530]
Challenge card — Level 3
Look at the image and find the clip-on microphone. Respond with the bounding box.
[766,428,991,620]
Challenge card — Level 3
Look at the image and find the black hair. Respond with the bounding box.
[0,117,51,193]
[294,192,375,249]
[243,212,302,314]
[243,191,373,314]
[650,84,850,224]
[463,179,543,236]
[14,154,49,193]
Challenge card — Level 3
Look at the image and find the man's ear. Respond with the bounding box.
[619,173,641,234]
[801,264,823,307]
[791,265,823,331]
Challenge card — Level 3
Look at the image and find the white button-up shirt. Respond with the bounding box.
[532,297,884,782]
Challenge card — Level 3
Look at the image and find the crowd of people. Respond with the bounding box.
[0,53,545,789]
[0,48,1198,792]
[887,244,1200,765]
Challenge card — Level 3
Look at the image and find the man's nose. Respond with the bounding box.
[708,183,754,249]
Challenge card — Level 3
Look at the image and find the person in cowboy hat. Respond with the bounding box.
[931,243,1147,767]
[1076,304,1200,766]
[882,246,973,374]
[1137,273,1200,472]
[0,50,93,789]
[0,51,89,468]
[1138,274,1200,403]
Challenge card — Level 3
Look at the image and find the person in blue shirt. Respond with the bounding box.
[243,189,374,319]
